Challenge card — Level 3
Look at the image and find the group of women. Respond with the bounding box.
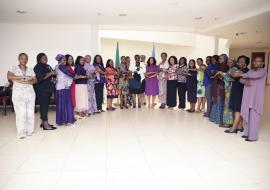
[7,52,267,142]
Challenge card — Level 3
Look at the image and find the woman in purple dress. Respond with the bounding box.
[145,57,159,108]
[186,59,197,112]
[55,54,76,126]
[240,57,267,142]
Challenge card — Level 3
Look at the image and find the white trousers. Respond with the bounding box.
[12,94,35,138]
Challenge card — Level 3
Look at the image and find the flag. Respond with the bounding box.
[151,43,155,58]
[115,42,120,68]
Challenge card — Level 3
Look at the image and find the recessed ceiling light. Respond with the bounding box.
[214,17,218,21]
[16,10,26,14]
[194,17,203,20]
[97,12,102,16]
[118,13,127,17]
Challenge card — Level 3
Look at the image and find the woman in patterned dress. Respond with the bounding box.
[105,59,119,111]
[166,56,178,108]
[196,58,206,112]
[84,55,98,115]
[158,52,169,109]
[209,54,229,125]
[118,56,131,109]
[215,59,237,128]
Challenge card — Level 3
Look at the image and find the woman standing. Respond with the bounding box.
[203,55,219,117]
[186,59,197,113]
[215,59,237,129]
[8,53,37,138]
[34,53,56,130]
[93,55,106,112]
[129,55,145,108]
[105,59,119,111]
[145,57,159,108]
[240,57,267,142]
[158,52,169,109]
[209,54,229,125]
[55,54,76,126]
[166,56,178,108]
[177,57,189,110]
[65,54,76,109]
[119,56,131,109]
[225,55,250,133]
[196,58,206,112]
[74,56,88,117]
[84,55,98,115]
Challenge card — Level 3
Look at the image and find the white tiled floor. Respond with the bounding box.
[0,87,269,190]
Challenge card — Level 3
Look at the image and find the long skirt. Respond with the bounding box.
[166,80,177,107]
[209,95,224,125]
[70,81,76,108]
[87,80,97,114]
[158,78,167,104]
[223,84,233,125]
[56,89,75,125]
[75,84,88,112]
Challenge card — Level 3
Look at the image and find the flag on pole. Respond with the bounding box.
[115,42,120,68]
[151,43,155,58]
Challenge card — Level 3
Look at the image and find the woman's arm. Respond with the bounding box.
[241,69,266,79]
[7,71,22,81]
[59,65,75,78]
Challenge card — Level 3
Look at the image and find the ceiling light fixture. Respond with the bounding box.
[97,12,102,16]
[118,13,127,17]
[16,10,26,14]
[194,17,202,20]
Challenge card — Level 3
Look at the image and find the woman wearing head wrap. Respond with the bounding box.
[209,54,229,126]
[55,54,76,126]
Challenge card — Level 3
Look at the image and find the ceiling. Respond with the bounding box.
[1,0,270,49]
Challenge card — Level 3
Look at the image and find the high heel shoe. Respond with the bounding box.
[224,129,238,134]
[241,135,248,138]
[42,125,57,130]
[237,128,244,132]
[40,124,55,128]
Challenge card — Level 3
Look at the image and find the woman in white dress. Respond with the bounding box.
[7,53,37,139]
[158,52,169,108]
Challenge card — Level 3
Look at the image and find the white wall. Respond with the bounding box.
[230,48,270,84]
[100,37,216,65]
[0,23,98,85]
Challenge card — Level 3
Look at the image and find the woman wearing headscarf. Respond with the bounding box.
[209,54,229,126]
[7,53,37,138]
[55,54,76,126]
[34,53,56,130]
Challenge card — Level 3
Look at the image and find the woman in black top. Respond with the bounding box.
[226,55,250,133]
[34,53,56,130]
